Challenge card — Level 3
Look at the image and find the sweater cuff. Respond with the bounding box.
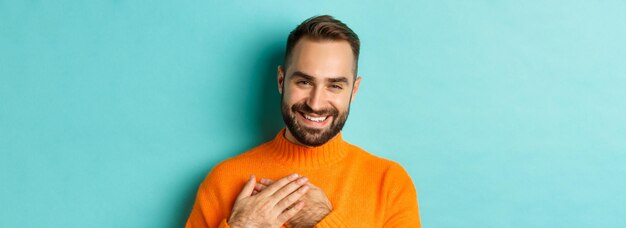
[315,211,348,227]
[219,219,231,228]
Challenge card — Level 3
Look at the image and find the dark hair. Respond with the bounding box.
[283,15,360,76]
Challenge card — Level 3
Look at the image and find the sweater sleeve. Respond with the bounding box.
[383,163,421,227]
[185,167,233,228]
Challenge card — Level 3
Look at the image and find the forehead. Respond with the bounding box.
[287,38,355,82]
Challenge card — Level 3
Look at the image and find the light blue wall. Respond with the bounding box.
[1,1,625,227]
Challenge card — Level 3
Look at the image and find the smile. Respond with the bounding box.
[304,114,327,122]
[298,111,331,126]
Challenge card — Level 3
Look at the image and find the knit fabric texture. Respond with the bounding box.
[186,128,421,227]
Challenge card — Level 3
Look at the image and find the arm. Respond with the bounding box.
[185,180,231,228]
[382,164,421,227]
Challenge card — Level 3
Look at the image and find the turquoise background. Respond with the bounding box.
[1,1,625,227]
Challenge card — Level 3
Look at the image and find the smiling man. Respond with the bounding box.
[186,15,421,227]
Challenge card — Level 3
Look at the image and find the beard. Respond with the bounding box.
[281,96,350,147]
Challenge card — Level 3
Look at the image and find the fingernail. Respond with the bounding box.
[290,173,299,179]
[298,177,308,183]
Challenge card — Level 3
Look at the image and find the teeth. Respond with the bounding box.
[304,114,328,122]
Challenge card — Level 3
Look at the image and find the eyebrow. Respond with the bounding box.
[290,71,315,81]
[290,71,350,84]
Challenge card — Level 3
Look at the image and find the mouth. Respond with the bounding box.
[297,111,332,128]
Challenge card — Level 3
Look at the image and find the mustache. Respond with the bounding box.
[291,102,338,117]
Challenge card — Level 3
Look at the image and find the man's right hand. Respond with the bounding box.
[254,178,332,228]
[228,174,311,228]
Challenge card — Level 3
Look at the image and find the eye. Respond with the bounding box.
[297,80,311,86]
[330,84,343,90]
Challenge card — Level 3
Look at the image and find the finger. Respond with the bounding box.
[275,183,309,211]
[267,177,316,189]
[254,183,265,191]
[236,175,256,200]
[252,180,271,195]
[277,200,305,224]
[256,173,300,198]
[272,177,309,208]
[260,178,274,185]
[257,180,270,191]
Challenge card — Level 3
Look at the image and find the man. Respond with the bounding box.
[186,15,420,227]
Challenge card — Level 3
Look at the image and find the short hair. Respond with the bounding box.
[283,15,361,76]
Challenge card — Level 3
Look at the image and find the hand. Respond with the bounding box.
[228,174,311,228]
[254,178,333,228]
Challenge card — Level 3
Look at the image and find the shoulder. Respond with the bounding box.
[201,141,271,187]
[345,142,410,175]
[344,142,417,195]
[214,141,271,170]
[344,142,415,190]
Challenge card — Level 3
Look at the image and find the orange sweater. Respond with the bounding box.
[186,129,420,227]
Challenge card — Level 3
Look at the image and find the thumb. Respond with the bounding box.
[236,175,256,200]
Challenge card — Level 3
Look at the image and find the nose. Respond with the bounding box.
[306,86,326,112]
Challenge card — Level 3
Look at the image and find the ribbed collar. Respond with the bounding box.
[266,128,349,169]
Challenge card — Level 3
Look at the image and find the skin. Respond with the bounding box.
[278,37,362,147]
[228,174,311,228]
[254,179,333,228]
[229,37,362,227]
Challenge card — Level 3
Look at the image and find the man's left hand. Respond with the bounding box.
[253,177,333,228]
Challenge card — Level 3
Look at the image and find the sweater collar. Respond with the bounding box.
[267,128,348,169]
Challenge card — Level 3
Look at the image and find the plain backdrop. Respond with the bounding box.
[1,1,625,227]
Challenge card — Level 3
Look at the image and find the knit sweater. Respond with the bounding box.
[186,129,421,227]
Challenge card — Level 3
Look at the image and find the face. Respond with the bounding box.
[278,37,361,147]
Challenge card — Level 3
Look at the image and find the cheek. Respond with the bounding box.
[329,96,352,112]
[284,87,307,103]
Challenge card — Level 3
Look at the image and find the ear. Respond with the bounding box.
[277,65,285,95]
[350,76,362,102]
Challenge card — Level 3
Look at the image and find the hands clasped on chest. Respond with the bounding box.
[227,174,333,228]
